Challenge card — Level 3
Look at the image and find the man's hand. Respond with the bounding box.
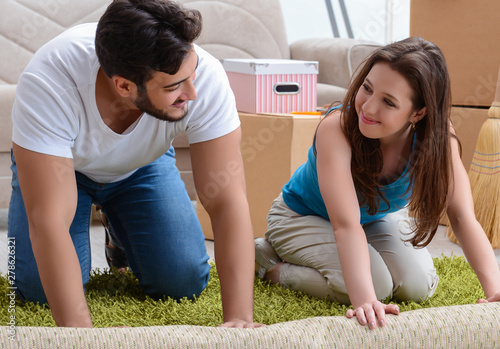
[219,320,266,329]
[478,291,500,303]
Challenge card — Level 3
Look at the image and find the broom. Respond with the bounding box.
[447,67,500,248]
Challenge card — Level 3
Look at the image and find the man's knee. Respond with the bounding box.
[15,272,48,305]
[141,260,211,300]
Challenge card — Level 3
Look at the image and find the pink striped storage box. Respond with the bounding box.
[222,59,318,114]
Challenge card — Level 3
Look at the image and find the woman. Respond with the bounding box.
[255,36,500,330]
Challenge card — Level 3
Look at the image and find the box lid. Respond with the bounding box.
[222,58,318,75]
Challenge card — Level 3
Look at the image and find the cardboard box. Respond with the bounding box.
[410,1,500,107]
[199,112,322,240]
[172,131,196,201]
[222,59,318,114]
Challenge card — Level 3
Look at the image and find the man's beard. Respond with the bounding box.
[134,88,188,122]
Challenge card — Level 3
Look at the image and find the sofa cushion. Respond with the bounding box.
[0,85,15,152]
[176,0,290,60]
[0,0,108,85]
[317,82,347,107]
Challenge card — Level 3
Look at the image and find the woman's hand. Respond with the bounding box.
[478,291,500,303]
[346,300,399,330]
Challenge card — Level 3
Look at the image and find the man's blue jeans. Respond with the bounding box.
[8,147,210,304]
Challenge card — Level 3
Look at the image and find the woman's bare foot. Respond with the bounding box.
[265,262,285,284]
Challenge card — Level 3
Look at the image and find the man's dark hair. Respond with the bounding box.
[95,0,202,87]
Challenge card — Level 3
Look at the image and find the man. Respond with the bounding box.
[9,0,261,328]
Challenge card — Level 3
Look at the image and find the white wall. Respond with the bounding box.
[279,0,410,45]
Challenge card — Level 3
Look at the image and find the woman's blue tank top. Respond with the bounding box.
[282,108,413,224]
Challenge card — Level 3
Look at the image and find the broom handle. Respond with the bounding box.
[490,66,500,118]
[488,104,500,119]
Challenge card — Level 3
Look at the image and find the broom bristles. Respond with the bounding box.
[447,105,500,248]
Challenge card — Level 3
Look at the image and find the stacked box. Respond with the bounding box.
[222,59,318,114]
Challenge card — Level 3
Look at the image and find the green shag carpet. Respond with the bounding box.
[0,255,484,328]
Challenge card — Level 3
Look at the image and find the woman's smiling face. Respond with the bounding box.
[355,62,421,145]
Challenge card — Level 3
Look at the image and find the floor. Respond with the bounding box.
[0,208,499,275]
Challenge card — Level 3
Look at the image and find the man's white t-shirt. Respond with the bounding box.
[12,23,240,183]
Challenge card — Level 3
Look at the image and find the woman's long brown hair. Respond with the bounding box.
[340,36,454,247]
